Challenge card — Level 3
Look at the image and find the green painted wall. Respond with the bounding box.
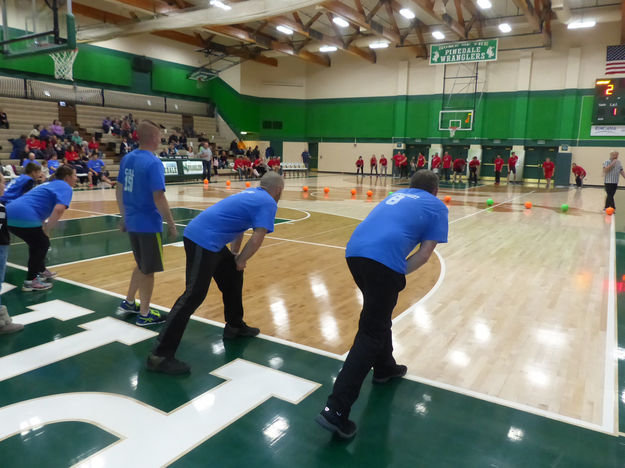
[0,41,619,146]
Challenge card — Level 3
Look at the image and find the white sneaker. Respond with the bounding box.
[38,269,57,280]
[22,278,53,291]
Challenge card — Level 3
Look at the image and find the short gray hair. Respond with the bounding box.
[409,170,439,194]
[260,171,284,191]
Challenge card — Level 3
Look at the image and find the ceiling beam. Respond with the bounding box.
[206,23,330,66]
[366,0,385,22]
[73,2,131,24]
[408,0,467,39]
[193,34,279,66]
[460,0,483,37]
[322,0,400,44]
[453,0,466,31]
[109,0,182,15]
[354,0,366,16]
[305,11,323,29]
[384,1,402,43]
[511,0,542,31]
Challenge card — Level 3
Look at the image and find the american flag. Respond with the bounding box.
[606,45,625,75]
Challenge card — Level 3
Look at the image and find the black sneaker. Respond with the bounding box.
[372,364,407,384]
[223,323,260,339]
[146,354,191,375]
[315,406,357,439]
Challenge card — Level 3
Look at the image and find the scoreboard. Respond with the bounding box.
[593,78,625,125]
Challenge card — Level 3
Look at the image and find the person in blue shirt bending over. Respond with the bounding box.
[147,171,284,375]
[1,162,41,205]
[116,120,177,327]
[316,170,449,439]
[7,165,77,291]
[87,152,115,187]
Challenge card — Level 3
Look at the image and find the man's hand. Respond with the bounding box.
[235,254,246,271]
[167,223,178,240]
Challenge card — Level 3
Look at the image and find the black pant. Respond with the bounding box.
[575,176,583,188]
[153,238,245,358]
[8,226,49,280]
[495,170,501,184]
[356,166,363,175]
[370,165,378,175]
[400,165,408,178]
[605,183,618,209]
[201,160,211,181]
[442,168,450,181]
[469,167,477,184]
[326,257,406,415]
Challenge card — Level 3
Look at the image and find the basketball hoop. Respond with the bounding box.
[50,49,78,81]
[449,126,458,138]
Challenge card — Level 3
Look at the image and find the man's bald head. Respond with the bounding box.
[260,172,284,202]
[138,120,161,151]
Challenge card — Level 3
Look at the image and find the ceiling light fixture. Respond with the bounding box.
[432,31,445,40]
[332,16,349,28]
[369,41,389,49]
[567,19,596,29]
[498,23,512,33]
[209,0,231,11]
[399,8,416,19]
[319,45,338,52]
[276,25,293,35]
[476,0,492,9]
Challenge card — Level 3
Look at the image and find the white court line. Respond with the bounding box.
[263,235,345,250]
[603,216,617,432]
[4,260,615,435]
[450,190,537,224]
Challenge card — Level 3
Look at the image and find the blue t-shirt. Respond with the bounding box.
[346,189,449,274]
[48,159,60,173]
[118,149,165,233]
[0,174,36,204]
[184,187,277,252]
[6,180,73,227]
[87,159,105,173]
[22,159,41,168]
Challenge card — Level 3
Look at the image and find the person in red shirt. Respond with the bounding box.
[356,156,364,176]
[442,152,452,181]
[399,153,409,179]
[88,137,99,152]
[571,163,586,188]
[468,156,480,185]
[542,157,555,188]
[64,144,79,162]
[233,156,244,180]
[452,157,466,183]
[431,153,441,178]
[416,153,426,171]
[493,154,505,185]
[379,154,388,176]
[370,154,378,176]
[392,152,402,178]
[243,156,253,179]
[507,152,519,184]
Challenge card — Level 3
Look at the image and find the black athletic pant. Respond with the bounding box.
[469,167,477,184]
[442,168,450,181]
[495,170,501,184]
[201,160,211,181]
[8,226,49,280]
[575,176,583,188]
[356,166,363,175]
[153,238,245,358]
[605,183,618,210]
[326,257,406,415]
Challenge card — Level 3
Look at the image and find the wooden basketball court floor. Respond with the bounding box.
[1,173,625,466]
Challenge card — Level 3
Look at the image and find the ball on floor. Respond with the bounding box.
[524,201,532,209]
[351,188,356,195]
[324,187,330,194]
[444,195,451,203]
[606,207,615,215]
[561,204,569,213]
[486,198,494,206]
[367,190,373,197]
[226,180,231,186]
[303,186,309,192]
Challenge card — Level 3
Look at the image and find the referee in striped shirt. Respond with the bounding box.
[603,151,625,210]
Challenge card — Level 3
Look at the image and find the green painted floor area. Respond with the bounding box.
[0,267,624,466]
[614,191,625,434]
[8,208,290,267]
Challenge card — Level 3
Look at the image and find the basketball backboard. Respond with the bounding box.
[0,0,75,58]
[439,109,474,132]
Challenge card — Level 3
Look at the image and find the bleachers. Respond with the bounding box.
[282,162,307,177]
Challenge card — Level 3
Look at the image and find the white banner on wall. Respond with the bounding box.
[590,125,625,136]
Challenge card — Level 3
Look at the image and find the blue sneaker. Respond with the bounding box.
[136,309,167,327]
[116,300,140,316]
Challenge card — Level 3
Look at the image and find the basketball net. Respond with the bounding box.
[50,49,78,81]
[449,126,458,138]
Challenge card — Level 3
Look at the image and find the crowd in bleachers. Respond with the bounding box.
[4,111,112,187]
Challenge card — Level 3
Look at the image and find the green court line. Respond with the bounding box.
[0,266,623,466]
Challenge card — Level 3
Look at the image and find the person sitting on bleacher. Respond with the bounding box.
[49,120,64,137]
[1,162,41,204]
[64,121,75,139]
[0,108,9,129]
[111,118,121,136]
[267,156,281,174]
[65,144,79,164]
[87,152,115,188]
[40,160,49,181]
[39,125,50,143]
[102,117,112,134]
[166,142,178,157]
[22,152,40,170]
[243,156,253,179]
[29,125,41,138]
[233,155,245,180]
[253,155,266,177]
[9,135,27,160]
[237,139,246,155]
[25,136,44,159]
[71,131,83,146]
[120,137,131,156]
[88,137,99,152]
[48,154,60,177]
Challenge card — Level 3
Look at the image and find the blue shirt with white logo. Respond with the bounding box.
[118,149,165,233]
[87,159,105,173]
[22,159,41,168]
[346,188,449,274]
[0,174,36,204]
[6,180,73,227]
[184,187,277,252]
